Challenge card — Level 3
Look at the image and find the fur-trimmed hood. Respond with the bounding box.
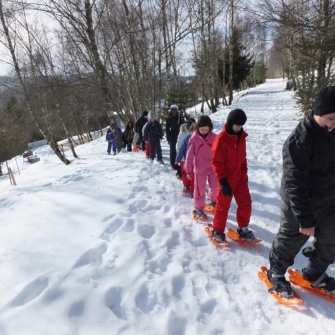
[179,123,188,133]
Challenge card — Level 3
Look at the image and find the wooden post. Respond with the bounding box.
[8,167,16,185]
[5,161,16,186]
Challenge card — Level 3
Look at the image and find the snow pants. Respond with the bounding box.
[149,137,162,160]
[180,161,194,193]
[269,200,335,273]
[107,140,116,154]
[145,141,150,158]
[213,180,251,233]
[193,172,217,211]
[169,139,178,170]
[125,140,133,152]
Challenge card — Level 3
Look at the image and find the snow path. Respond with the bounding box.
[0,79,334,335]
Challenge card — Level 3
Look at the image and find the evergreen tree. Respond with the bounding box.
[253,60,267,85]
[161,79,198,120]
[218,27,254,90]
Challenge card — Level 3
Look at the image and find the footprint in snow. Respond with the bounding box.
[105,286,127,320]
[9,276,49,307]
[137,223,155,239]
[100,218,123,241]
[72,243,107,269]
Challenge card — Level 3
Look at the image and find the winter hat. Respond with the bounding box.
[186,117,196,130]
[313,86,335,115]
[142,110,148,117]
[226,109,247,135]
[227,109,247,126]
[148,112,155,119]
[170,104,179,111]
[197,115,213,131]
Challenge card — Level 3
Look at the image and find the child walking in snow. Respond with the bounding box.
[185,115,217,221]
[106,125,122,155]
[210,109,255,244]
[176,118,196,193]
[144,112,164,164]
[142,121,150,158]
[123,120,135,151]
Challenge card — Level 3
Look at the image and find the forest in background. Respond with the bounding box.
[0,0,334,164]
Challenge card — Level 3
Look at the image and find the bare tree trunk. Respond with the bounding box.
[28,24,79,159]
[138,0,154,111]
[228,0,234,105]
[161,0,171,105]
[0,0,70,165]
[83,0,123,150]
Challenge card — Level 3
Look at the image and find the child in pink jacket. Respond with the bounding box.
[185,115,217,221]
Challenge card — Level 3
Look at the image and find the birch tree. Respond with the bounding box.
[0,0,70,164]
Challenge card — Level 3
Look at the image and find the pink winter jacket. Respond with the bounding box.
[185,131,217,175]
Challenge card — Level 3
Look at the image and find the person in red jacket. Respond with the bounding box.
[210,109,255,244]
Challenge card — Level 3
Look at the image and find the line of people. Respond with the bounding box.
[106,107,257,248]
[175,91,335,298]
[175,110,256,245]
[105,86,335,298]
[136,104,185,164]
[106,111,168,164]
[106,120,138,155]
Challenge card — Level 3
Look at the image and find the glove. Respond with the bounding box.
[220,178,232,196]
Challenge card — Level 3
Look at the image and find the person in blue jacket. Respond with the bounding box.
[107,125,122,155]
[176,118,196,193]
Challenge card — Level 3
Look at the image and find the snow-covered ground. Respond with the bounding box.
[1,78,334,335]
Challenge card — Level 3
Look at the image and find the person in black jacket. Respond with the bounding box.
[267,86,335,298]
[135,111,148,150]
[123,120,135,151]
[144,112,164,164]
[166,104,184,174]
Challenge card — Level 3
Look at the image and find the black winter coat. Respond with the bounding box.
[280,113,335,228]
[144,120,163,142]
[166,115,184,142]
[123,127,134,141]
[135,116,148,134]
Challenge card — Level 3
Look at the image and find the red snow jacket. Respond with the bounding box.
[212,125,248,186]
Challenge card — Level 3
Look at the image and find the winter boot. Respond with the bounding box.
[302,269,335,294]
[211,230,226,244]
[267,268,294,298]
[193,209,207,222]
[204,202,216,212]
[183,186,191,193]
[237,227,256,242]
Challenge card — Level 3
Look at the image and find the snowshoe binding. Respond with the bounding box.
[227,227,261,246]
[258,266,302,305]
[204,224,229,247]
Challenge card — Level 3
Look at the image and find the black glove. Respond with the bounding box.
[220,178,232,196]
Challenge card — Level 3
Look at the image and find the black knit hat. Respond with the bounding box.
[197,115,213,131]
[142,110,148,116]
[186,118,196,130]
[313,86,335,115]
[227,109,247,126]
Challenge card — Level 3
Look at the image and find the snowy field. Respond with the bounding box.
[0,78,334,335]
